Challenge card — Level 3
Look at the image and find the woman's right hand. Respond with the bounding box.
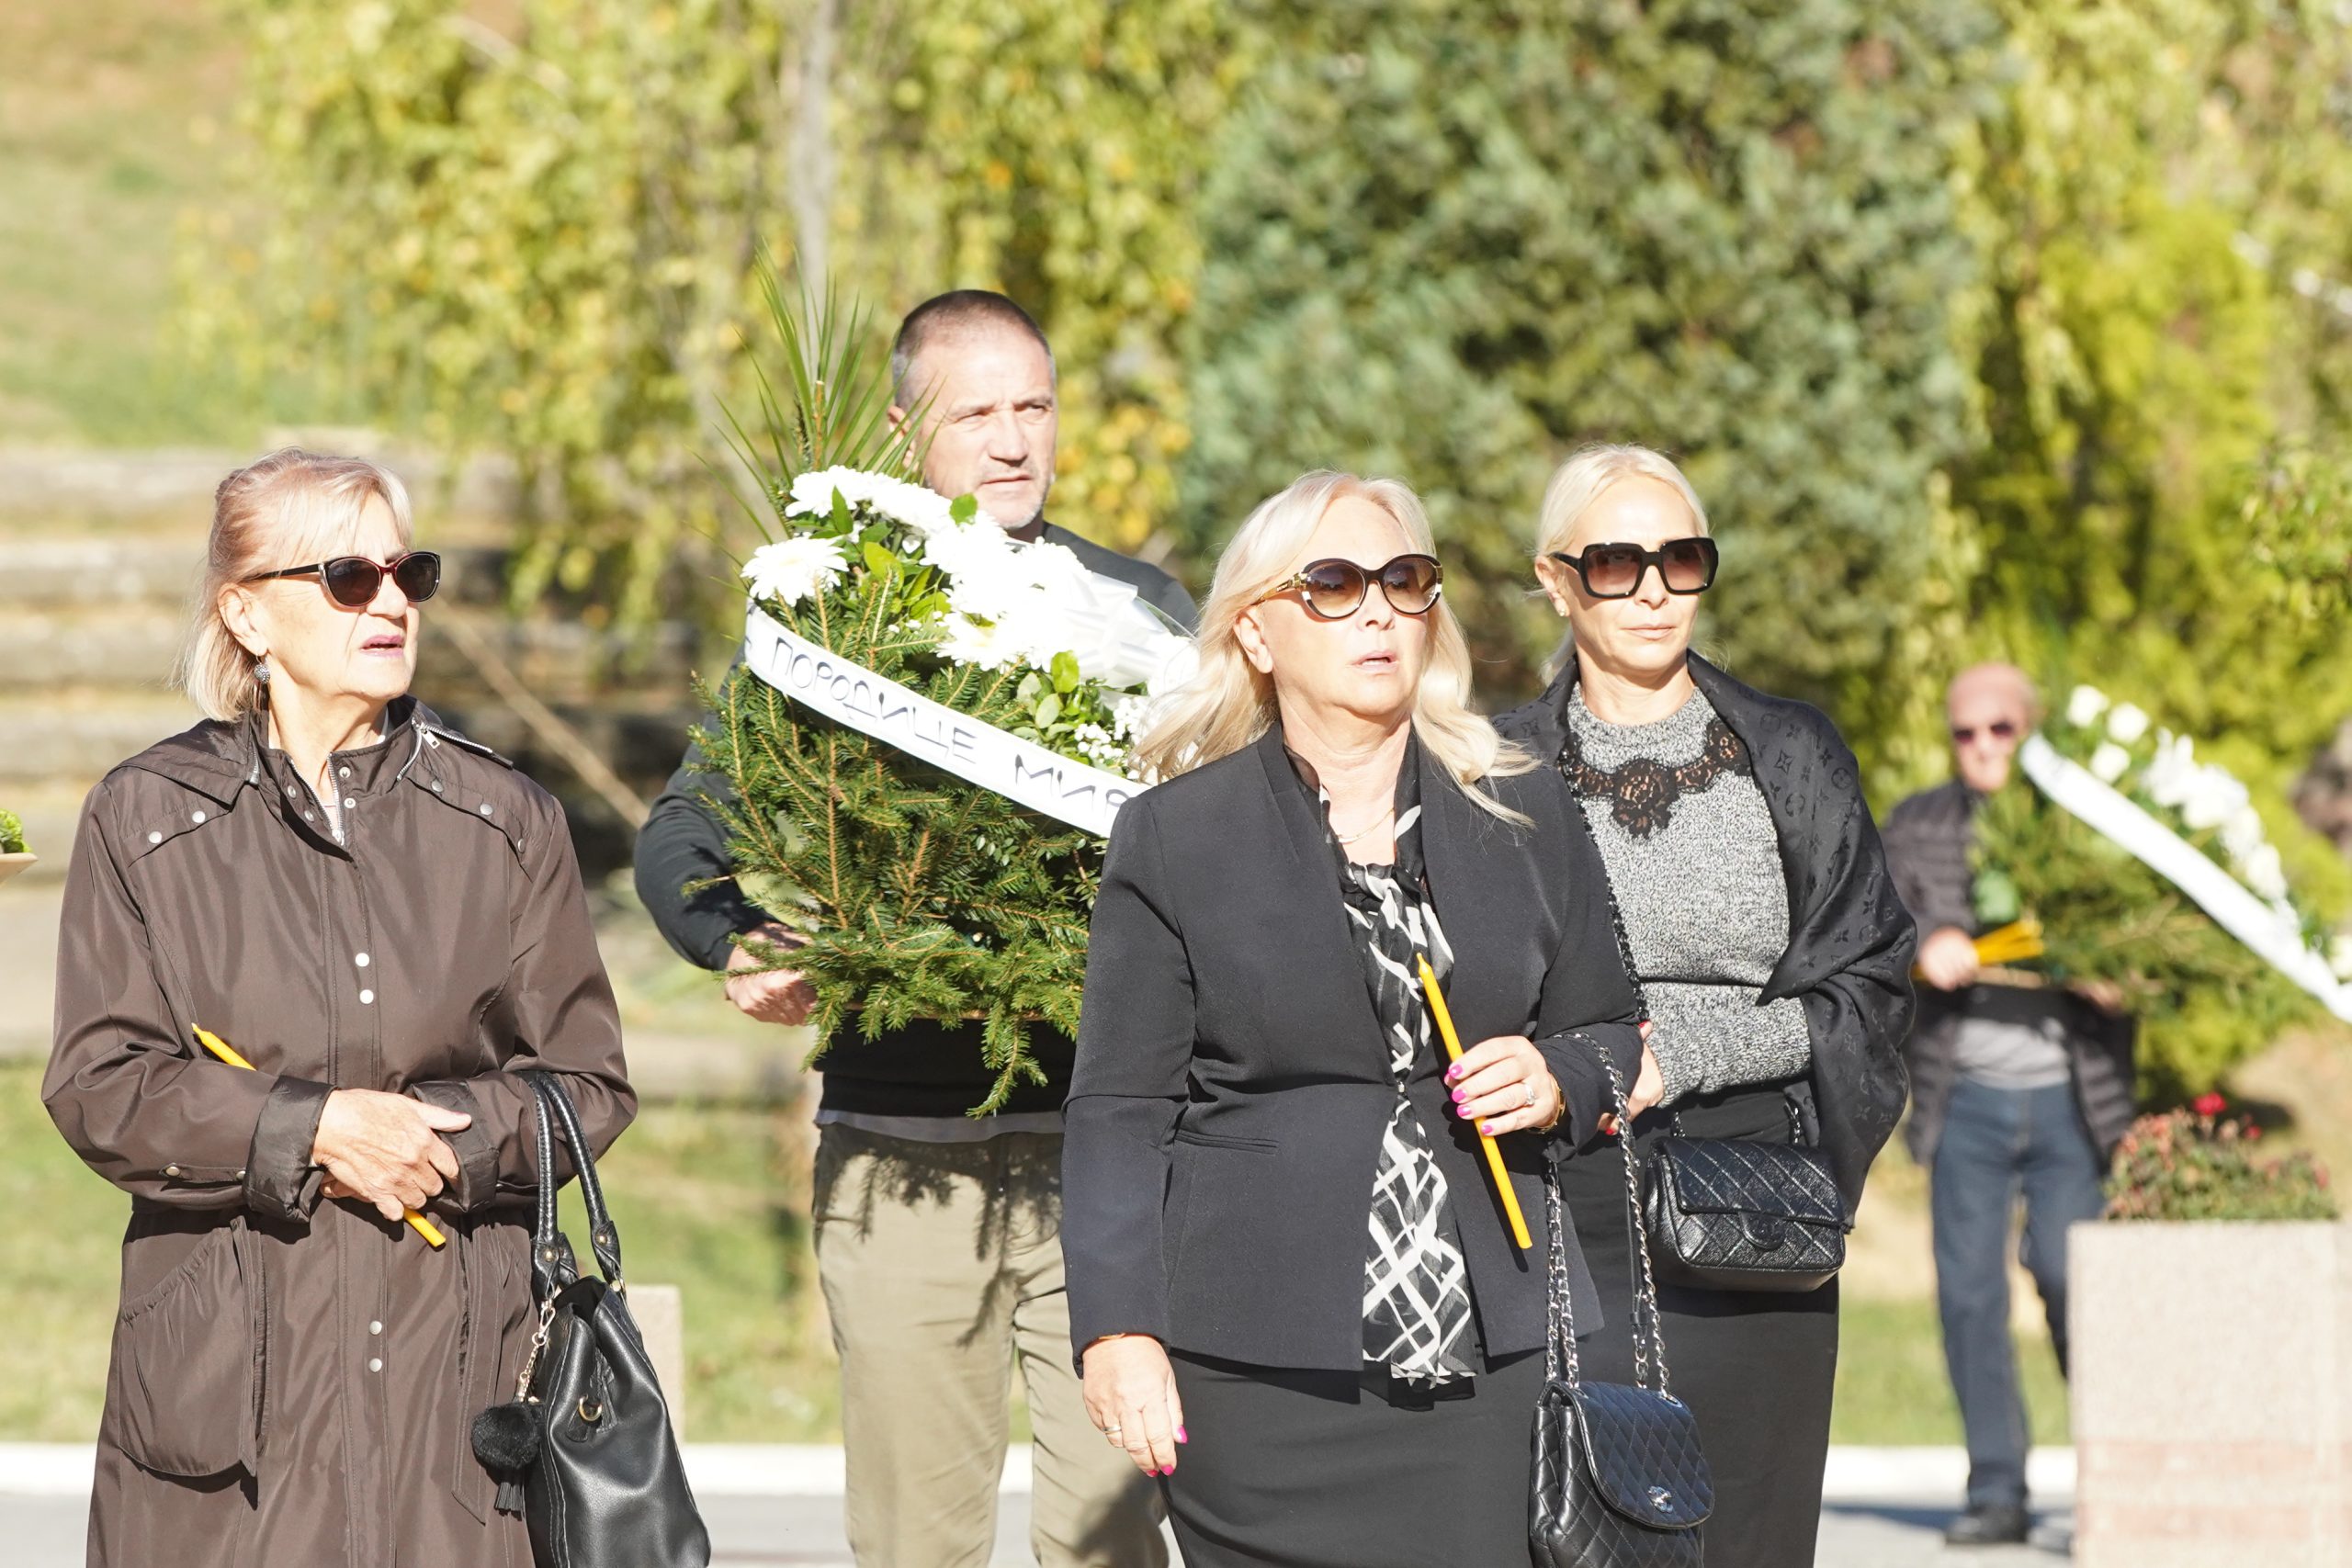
[311,1089,470,1222]
[1081,1334,1186,1478]
[1600,1021,1666,1135]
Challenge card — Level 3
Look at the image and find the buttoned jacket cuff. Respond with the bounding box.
[410,1080,497,1213]
[243,1076,333,1221]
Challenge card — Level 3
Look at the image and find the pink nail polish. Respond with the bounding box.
[1177,1426,1189,1442]
[1451,1089,1465,1104]
[1479,1122,1495,1135]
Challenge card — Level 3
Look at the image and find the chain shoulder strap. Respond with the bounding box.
[1544,1042,1675,1399]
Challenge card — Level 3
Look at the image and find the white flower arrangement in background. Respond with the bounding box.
[2053,682,2341,957]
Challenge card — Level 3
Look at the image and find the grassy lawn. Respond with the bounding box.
[0,0,288,446]
[1833,1296,2068,1448]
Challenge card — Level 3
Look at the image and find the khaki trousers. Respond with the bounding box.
[812,1124,1167,1568]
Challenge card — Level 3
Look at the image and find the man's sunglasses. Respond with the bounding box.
[1255,554,1443,620]
[1547,537,1719,600]
[1951,720,2019,745]
[244,551,443,608]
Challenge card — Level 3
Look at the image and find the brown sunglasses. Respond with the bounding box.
[1255,554,1444,620]
[244,551,443,609]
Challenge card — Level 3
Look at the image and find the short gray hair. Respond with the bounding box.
[888,289,1056,409]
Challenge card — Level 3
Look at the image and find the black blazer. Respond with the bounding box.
[1061,725,1645,1371]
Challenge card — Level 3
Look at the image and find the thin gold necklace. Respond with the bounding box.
[1332,804,1396,846]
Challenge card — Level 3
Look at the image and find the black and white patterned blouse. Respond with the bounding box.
[1320,754,1477,1388]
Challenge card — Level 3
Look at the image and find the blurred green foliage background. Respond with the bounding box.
[185,1,2352,749]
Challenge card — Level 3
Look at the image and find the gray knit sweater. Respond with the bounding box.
[1565,689,1813,1105]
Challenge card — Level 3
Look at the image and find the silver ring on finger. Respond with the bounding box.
[1521,1080,1539,1109]
[1103,1426,1123,1442]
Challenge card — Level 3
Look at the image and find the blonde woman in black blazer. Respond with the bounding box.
[1061,471,1643,1568]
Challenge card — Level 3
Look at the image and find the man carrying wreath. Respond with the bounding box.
[635,289,1193,1568]
[1882,662,2136,1549]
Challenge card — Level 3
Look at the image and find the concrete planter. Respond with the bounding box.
[0,852,35,887]
[2073,1220,2352,1566]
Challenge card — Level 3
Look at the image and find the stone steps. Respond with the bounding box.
[0,693,200,791]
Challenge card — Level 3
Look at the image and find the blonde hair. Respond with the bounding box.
[1532,442,1710,561]
[1137,470,1532,818]
[176,448,414,722]
[1532,443,1710,677]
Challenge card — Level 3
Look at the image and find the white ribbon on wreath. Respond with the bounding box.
[2018,734,2352,1022]
[741,604,1146,837]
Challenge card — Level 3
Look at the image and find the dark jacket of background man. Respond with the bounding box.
[1881,777,2137,1163]
[632,525,1194,1119]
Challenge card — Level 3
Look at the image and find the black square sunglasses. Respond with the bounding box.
[244,551,443,608]
[1254,554,1444,620]
[1547,536,1719,599]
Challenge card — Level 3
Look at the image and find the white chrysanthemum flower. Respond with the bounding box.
[928,524,1023,606]
[2088,742,2132,784]
[2106,703,2151,744]
[786,467,962,538]
[2065,685,2109,727]
[2241,843,2289,902]
[741,536,848,606]
[933,612,1023,671]
[2143,732,2196,808]
[2222,806,2267,865]
[2179,764,2251,832]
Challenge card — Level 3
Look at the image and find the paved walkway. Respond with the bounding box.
[0,1444,2073,1565]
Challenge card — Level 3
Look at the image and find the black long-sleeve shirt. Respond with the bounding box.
[633,522,1196,1119]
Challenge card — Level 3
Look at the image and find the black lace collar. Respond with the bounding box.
[1558,708,1751,839]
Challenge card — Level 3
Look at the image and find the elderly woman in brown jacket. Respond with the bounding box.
[44,448,635,1568]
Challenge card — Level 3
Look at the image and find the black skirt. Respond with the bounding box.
[1164,1348,1545,1568]
[1559,1084,1840,1568]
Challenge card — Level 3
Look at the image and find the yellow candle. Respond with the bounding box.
[192,1024,447,1249]
[1415,956,1535,1252]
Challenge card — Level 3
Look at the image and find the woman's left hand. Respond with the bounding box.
[1446,1035,1563,1135]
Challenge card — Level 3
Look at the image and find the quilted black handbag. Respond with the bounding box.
[469,1073,711,1568]
[1641,1111,1846,1293]
[1532,1055,1713,1568]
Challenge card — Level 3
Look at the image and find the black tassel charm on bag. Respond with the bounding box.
[472,1296,556,1517]
[471,1401,539,1516]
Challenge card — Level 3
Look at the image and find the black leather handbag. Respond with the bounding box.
[1641,1111,1845,1293]
[470,1073,710,1568]
[1532,1056,1713,1568]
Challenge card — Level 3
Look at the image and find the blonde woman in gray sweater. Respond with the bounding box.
[1498,444,1916,1568]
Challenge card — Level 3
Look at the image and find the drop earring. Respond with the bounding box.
[254,658,272,710]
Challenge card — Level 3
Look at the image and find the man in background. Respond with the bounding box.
[635,290,1192,1567]
[1882,663,2136,1548]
